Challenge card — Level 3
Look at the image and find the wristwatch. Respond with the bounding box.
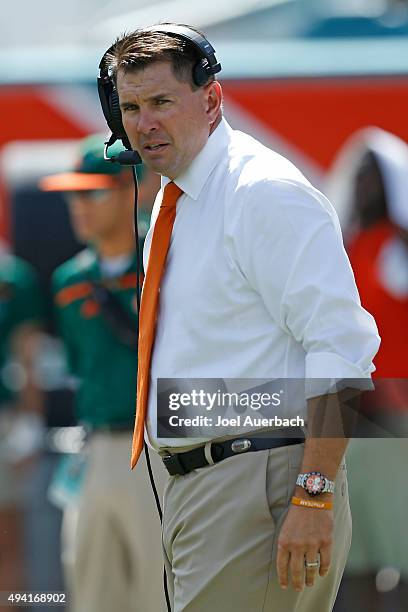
[296,471,335,496]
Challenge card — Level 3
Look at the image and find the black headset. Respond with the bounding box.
[97,24,222,165]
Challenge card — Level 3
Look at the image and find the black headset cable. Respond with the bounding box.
[131,165,171,612]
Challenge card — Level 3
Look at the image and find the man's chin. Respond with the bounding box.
[140,157,170,176]
[72,227,93,244]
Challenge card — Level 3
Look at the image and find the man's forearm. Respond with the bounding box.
[295,389,359,498]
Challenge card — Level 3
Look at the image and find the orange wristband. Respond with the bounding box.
[291,496,333,510]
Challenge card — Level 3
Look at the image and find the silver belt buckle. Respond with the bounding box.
[231,438,252,454]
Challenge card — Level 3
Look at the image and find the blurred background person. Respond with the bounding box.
[0,239,45,609]
[40,134,166,612]
[326,127,408,384]
[326,127,408,612]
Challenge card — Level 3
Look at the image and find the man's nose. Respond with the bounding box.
[69,194,89,212]
[135,109,158,134]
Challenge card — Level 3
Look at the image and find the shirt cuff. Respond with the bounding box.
[305,351,375,399]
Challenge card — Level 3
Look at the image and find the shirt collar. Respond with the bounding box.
[161,117,232,200]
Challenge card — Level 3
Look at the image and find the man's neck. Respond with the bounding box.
[95,233,135,259]
[209,112,222,136]
[167,113,223,181]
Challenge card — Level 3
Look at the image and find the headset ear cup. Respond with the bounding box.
[110,88,132,150]
[110,89,125,138]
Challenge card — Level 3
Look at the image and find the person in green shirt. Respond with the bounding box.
[40,135,166,612]
[0,248,44,406]
[0,244,44,600]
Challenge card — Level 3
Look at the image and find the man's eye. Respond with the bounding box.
[123,105,138,112]
[156,99,170,105]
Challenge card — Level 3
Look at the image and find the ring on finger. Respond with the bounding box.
[305,560,320,569]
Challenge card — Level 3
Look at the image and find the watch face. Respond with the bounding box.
[304,472,326,496]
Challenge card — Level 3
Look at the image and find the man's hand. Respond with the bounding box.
[276,504,333,591]
[275,390,354,591]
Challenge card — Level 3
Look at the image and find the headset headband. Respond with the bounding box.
[141,24,221,78]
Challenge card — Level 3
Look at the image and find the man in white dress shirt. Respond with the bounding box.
[102,24,380,612]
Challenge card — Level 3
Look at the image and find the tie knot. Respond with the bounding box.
[161,182,183,208]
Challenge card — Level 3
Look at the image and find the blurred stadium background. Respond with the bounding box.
[0,1,407,611]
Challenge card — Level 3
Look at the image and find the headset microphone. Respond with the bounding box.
[103,137,142,166]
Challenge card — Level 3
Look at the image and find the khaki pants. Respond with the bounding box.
[65,432,167,612]
[162,442,351,612]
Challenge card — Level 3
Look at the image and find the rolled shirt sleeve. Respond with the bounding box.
[235,178,381,398]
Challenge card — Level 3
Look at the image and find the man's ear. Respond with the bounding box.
[205,80,223,125]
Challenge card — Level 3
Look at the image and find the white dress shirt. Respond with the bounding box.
[144,118,380,450]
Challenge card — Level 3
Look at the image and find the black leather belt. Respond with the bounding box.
[162,433,305,476]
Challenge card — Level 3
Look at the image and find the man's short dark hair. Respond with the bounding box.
[104,23,215,90]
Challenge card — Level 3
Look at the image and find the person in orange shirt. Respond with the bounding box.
[327,127,408,391]
[326,128,408,612]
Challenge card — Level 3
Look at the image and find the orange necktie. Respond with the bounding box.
[131,182,183,468]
